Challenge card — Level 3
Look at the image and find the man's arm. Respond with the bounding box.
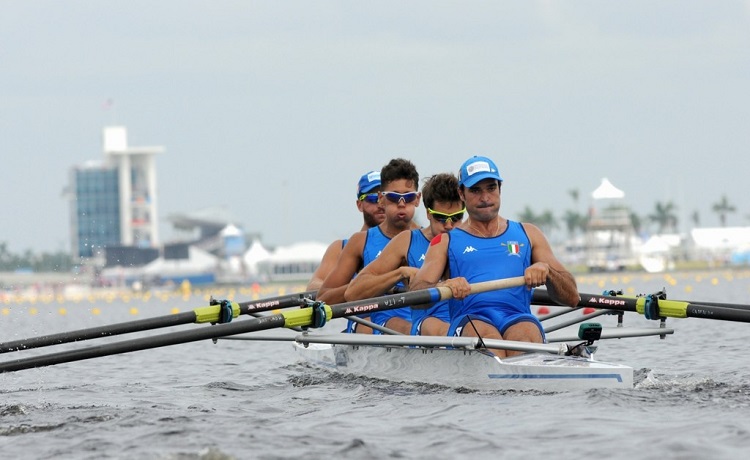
[344,231,413,301]
[410,233,471,304]
[523,223,580,307]
[306,239,344,291]
[317,232,366,305]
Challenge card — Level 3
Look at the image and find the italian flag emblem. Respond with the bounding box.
[506,241,521,256]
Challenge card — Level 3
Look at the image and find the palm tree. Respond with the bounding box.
[648,201,678,234]
[690,210,700,229]
[536,210,558,236]
[562,210,587,237]
[568,189,580,208]
[518,206,539,225]
[712,195,736,227]
[630,211,643,235]
[518,207,557,234]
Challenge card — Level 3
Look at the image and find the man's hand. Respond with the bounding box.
[524,262,550,289]
[438,277,471,300]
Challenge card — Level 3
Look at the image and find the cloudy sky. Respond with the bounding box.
[2,1,749,253]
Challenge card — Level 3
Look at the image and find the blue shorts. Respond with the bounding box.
[411,302,451,336]
[371,307,412,335]
[448,311,545,342]
[345,315,369,333]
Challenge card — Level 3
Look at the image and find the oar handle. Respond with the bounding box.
[436,276,526,299]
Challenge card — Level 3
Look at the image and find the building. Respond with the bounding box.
[254,241,328,282]
[69,126,164,261]
[585,178,637,272]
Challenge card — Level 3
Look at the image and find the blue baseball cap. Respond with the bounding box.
[458,156,503,187]
[357,171,381,196]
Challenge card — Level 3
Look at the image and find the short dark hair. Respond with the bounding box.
[422,173,462,209]
[380,158,419,190]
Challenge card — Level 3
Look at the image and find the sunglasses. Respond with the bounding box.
[358,193,379,204]
[428,207,466,224]
[381,191,419,204]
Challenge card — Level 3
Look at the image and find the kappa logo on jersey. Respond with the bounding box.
[463,246,477,254]
[418,253,425,262]
[375,250,382,258]
[505,241,523,256]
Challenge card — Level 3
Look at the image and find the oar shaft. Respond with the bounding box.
[532,290,750,312]
[532,290,750,323]
[238,291,316,315]
[684,304,750,322]
[0,290,316,354]
[0,312,196,353]
[0,277,525,373]
[322,277,526,327]
[0,316,287,373]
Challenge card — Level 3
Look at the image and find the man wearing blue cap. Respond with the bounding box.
[411,155,579,355]
[344,173,464,336]
[318,158,422,334]
[306,170,385,290]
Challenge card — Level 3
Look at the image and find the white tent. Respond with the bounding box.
[243,239,271,276]
[591,178,625,200]
[264,241,328,263]
[690,227,750,250]
[637,234,682,273]
[220,224,241,237]
[143,246,218,277]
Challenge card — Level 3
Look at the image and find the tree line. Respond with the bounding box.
[517,191,741,238]
[0,242,74,272]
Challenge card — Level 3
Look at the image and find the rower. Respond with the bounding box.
[317,158,422,334]
[410,155,580,357]
[306,170,385,291]
[344,173,464,336]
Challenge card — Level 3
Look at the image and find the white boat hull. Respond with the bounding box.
[293,341,633,391]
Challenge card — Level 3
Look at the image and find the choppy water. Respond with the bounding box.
[2,271,750,459]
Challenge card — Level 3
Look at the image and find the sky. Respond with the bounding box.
[1,1,749,254]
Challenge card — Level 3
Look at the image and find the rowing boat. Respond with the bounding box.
[287,321,677,391]
[292,333,633,391]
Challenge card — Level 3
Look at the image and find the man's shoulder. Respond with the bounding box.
[325,238,345,250]
[384,230,412,253]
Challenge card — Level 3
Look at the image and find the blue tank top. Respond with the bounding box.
[447,221,532,318]
[362,226,390,268]
[363,226,411,329]
[408,229,450,332]
[406,228,429,268]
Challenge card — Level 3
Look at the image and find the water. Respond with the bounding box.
[2,271,750,459]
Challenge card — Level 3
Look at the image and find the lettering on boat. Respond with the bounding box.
[587,296,627,306]
[344,303,380,314]
[383,296,406,307]
[252,300,280,309]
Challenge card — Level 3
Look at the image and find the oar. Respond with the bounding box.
[532,289,750,323]
[0,290,316,354]
[0,277,525,373]
[532,290,750,312]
